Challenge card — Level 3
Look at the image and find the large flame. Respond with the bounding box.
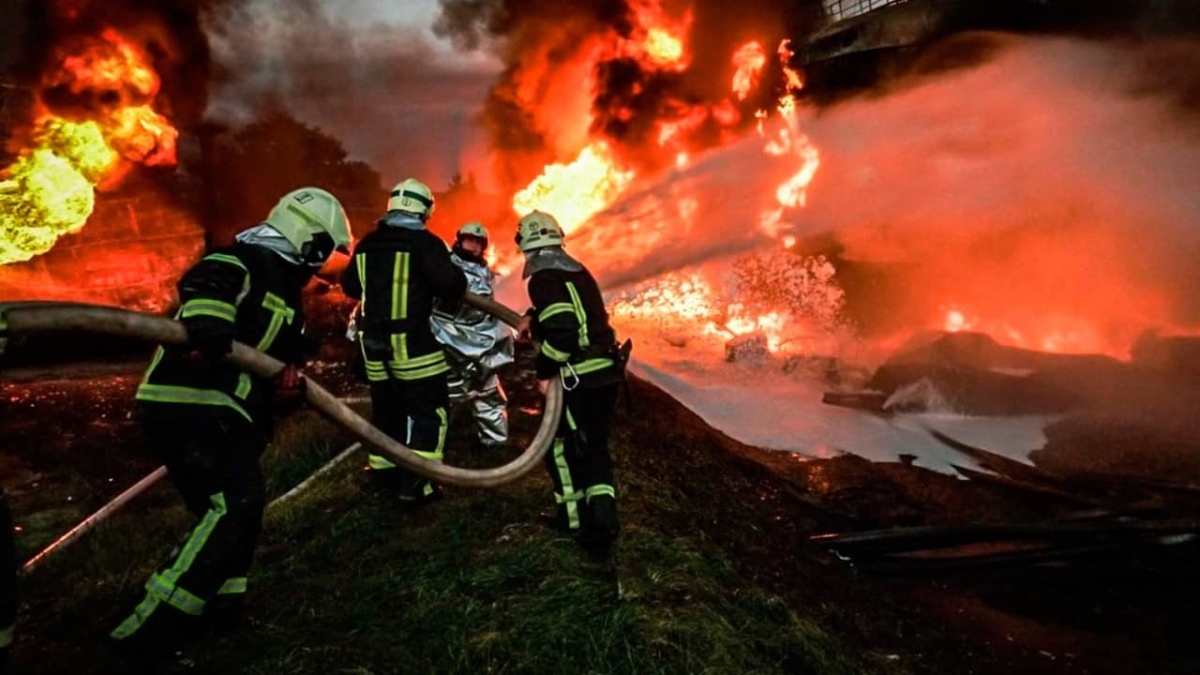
[516,29,828,353]
[0,28,178,265]
[511,142,635,235]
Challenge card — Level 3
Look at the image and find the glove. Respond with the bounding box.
[272,365,307,415]
[516,313,534,344]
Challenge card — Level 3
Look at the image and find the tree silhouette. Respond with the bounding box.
[202,106,383,244]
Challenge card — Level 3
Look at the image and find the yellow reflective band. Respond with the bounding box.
[257,292,295,351]
[368,453,397,470]
[586,484,616,502]
[146,573,206,616]
[565,407,578,431]
[356,253,368,306]
[435,407,448,455]
[165,493,227,582]
[552,438,580,530]
[398,350,446,368]
[538,303,575,323]
[204,253,248,271]
[111,594,161,640]
[235,373,252,399]
[565,282,590,348]
[566,358,614,377]
[393,252,410,320]
[0,624,13,648]
[541,341,571,363]
[142,346,165,384]
[412,448,444,462]
[181,298,237,322]
[554,490,586,504]
[387,362,451,381]
[113,493,228,637]
[135,384,252,423]
[217,577,248,595]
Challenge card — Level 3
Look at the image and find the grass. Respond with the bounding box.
[9,381,880,675]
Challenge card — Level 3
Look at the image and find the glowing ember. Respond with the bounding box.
[940,305,1120,355]
[732,41,767,101]
[611,273,792,350]
[0,28,178,265]
[512,142,635,234]
[944,309,972,332]
[612,253,849,357]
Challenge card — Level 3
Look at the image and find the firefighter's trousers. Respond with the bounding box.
[1,487,15,670]
[366,373,449,500]
[544,384,619,550]
[448,368,508,447]
[110,410,265,650]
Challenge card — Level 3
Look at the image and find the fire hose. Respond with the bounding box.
[0,296,561,571]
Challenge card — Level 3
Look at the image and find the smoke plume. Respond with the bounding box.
[204,0,498,191]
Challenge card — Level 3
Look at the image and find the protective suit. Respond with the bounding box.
[341,179,467,503]
[516,210,630,554]
[110,187,352,665]
[430,223,514,447]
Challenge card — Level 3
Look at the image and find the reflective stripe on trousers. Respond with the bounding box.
[111,493,228,639]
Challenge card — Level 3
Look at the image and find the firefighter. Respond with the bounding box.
[110,187,352,661]
[1,485,15,672]
[341,178,467,503]
[515,210,629,553]
[430,222,514,448]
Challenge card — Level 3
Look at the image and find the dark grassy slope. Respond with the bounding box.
[6,352,1200,674]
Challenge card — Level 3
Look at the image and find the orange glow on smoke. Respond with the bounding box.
[0,28,178,265]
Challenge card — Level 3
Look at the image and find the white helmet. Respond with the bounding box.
[514,210,564,253]
[387,178,435,218]
[263,187,352,266]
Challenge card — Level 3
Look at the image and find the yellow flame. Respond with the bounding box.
[0,120,118,265]
[732,41,767,101]
[1,28,179,266]
[644,28,685,67]
[778,39,805,92]
[512,142,635,235]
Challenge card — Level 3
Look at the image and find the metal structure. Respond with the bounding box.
[820,0,910,23]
